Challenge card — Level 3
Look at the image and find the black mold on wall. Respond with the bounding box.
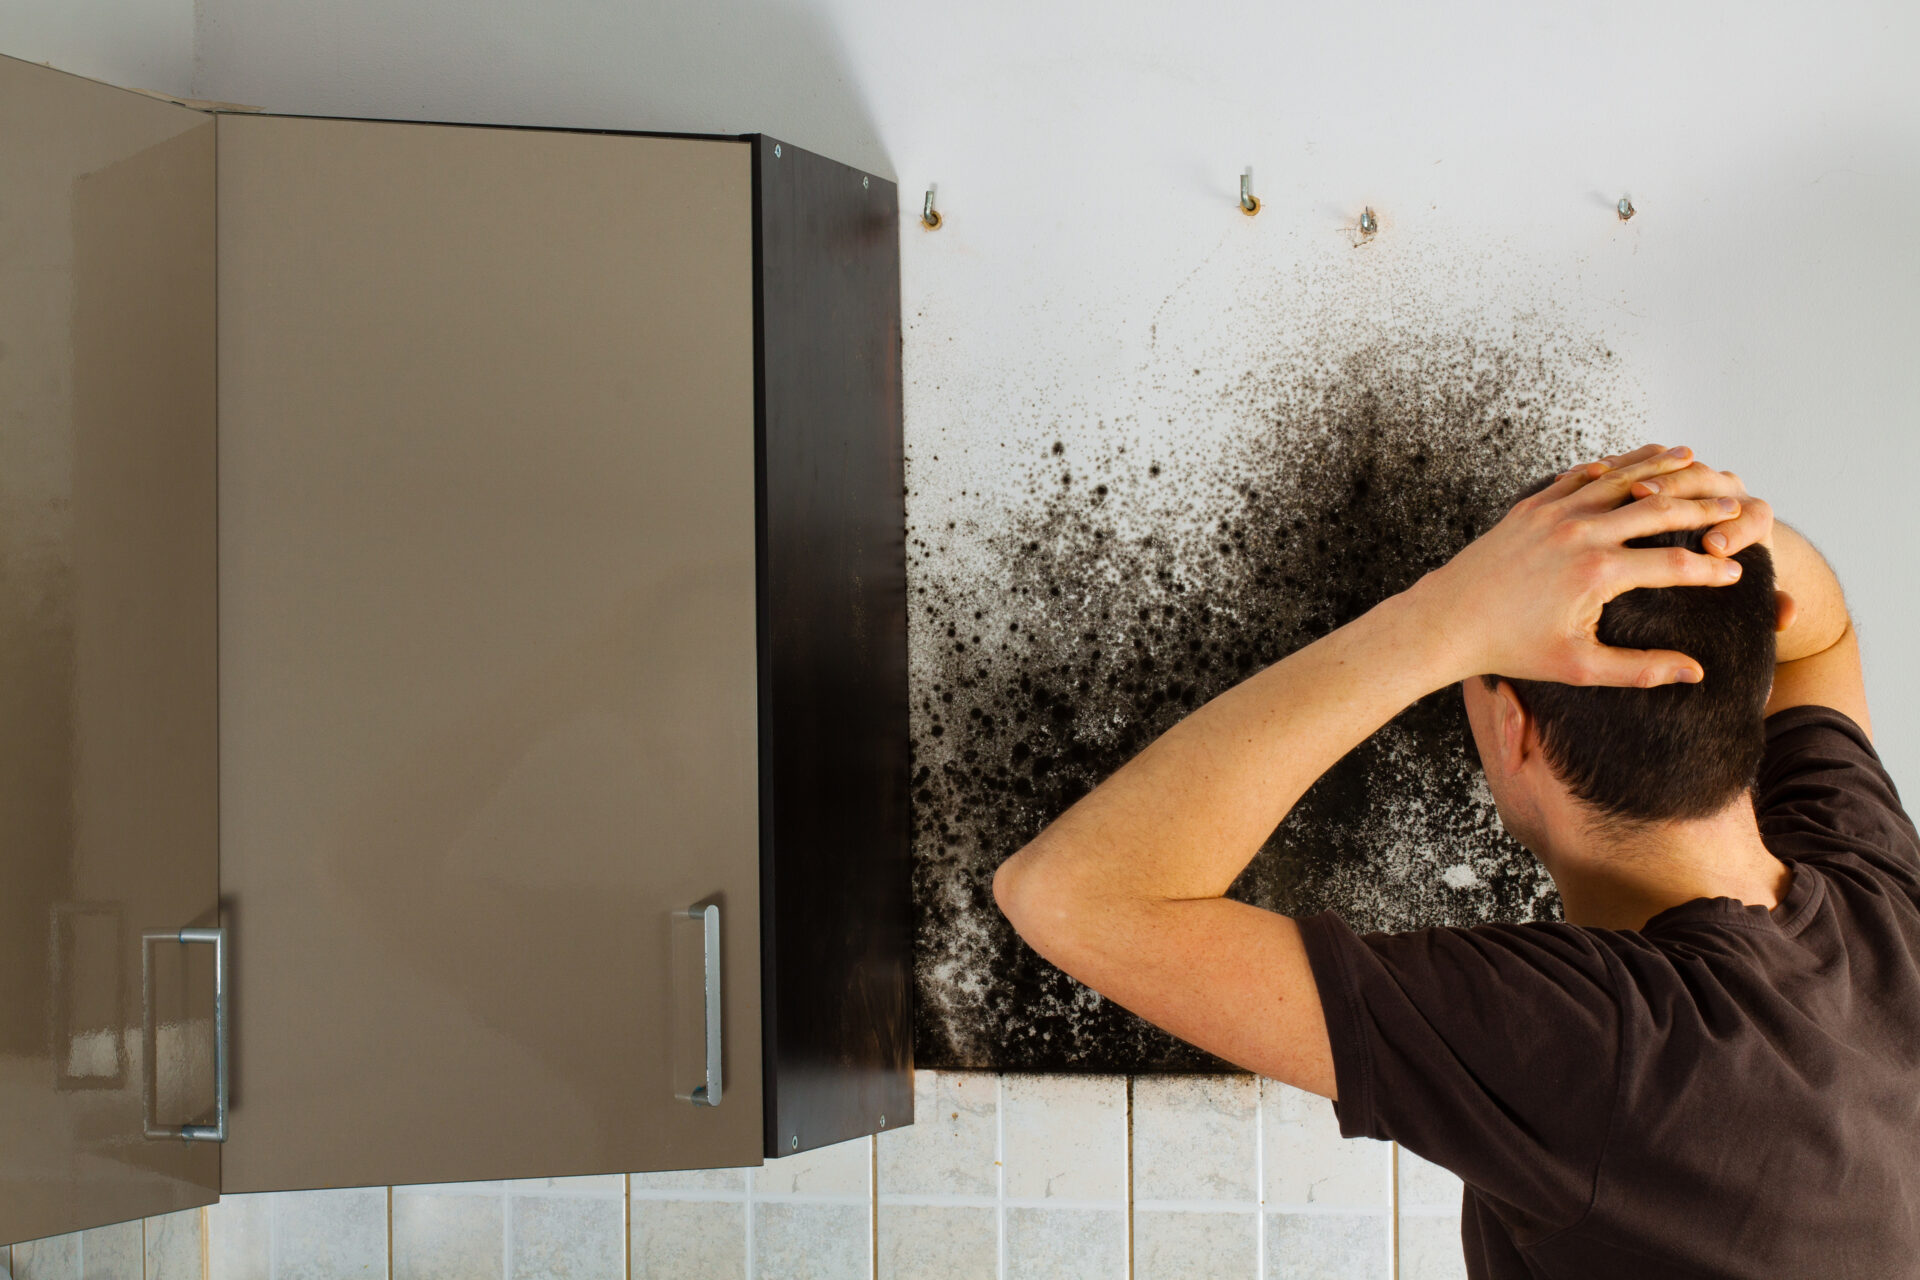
[909,323,1633,1073]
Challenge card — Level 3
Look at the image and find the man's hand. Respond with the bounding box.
[1412,444,1760,690]
[1595,444,1776,557]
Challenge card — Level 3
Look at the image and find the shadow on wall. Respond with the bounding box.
[194,0,894,180]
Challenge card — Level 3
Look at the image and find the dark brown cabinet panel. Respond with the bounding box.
[0,56,223,1244]
[754,136,913,1156]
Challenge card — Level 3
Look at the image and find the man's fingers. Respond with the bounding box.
[1607,544,1744,593]
[1596,494,1742,542]
[1701,496,1773,557]
[1620,463,1773,555]
[1626,460,1734,500]
[1527,464,1606,507]
[1595,443,1669,471]
[1563,445,1699,513]
[1572,645,1705,689]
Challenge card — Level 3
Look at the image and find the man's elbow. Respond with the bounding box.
[991,852,1041,935]
[998,844,1075,948]
[993,844,1103,960]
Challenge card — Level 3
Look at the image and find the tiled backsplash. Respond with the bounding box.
[7,1074,1465,1280]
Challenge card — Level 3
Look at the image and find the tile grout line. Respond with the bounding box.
[1389,1144,1401,1280]
[995,1075,1007,1280]
[869,1135,878,1280]
[144,1215,150,1280]
[200,1205,209,1280]
[1255,1079,1267,1280]
[1123,1076,1134,1280]
[387,1186,394,1280]
[624,1173,632,1280]
[501,1183,513,1280]
[744,1166,756,1280]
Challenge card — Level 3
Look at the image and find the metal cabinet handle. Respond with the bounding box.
[141,926,229,1142]
[682,904,722,1107]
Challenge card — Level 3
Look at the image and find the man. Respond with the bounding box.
[994,443,1915,1277]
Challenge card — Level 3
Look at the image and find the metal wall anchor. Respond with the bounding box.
[1240,167,1260,215]
[922,185,943,229]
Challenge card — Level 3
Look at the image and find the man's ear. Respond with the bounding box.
[1774,590,1798,635]
[1490,679,1533,777]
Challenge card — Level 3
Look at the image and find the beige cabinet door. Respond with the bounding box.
[0,57,222,1244]
[215,115,763,1190]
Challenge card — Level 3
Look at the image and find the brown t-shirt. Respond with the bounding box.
[1300,705,1920,1279]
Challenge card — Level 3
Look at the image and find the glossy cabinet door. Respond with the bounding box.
[215,115,763,1190]
[0,56,222,1244]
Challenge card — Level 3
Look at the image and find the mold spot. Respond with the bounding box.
[907,314,1634,1072]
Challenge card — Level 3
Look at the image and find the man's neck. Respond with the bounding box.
[1544,800,1795,931]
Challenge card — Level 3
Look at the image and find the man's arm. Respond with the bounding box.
[993,445,1754,1097]
[1765,523,1869,735]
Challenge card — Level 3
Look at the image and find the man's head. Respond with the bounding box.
[1461,473,1783,852]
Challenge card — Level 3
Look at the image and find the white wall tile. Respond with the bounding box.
[80,1223,143,1280]
[508,1176,624,1198]
[11,1233,77,1280]
[1002,1075,1127,1204]
[1264,1213,1389,1280]
[272,1188,387,1280]
[508,1194,624,1280]
[630,1165,750,1195]
[1395,1149,1463,1213]
[1133,1209,1258,1279]
[1003,1207,1125,1279]
[392,1188,504,1280]
[876,1070,997,1199]
[756,1137,872,1200]
[630,1200,745,1280]
[1261,1082,1389,1211]
[146,1209,206,1280]
[1132,1076,1259,1204]
[1398,1215,1468,1280]
[876,1204,996,1280]
[753,1201,870,1280]
[206,1193,272,1280]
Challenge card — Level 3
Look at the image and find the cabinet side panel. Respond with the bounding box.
[0,54,220,1244]
[755,137,912,1154]
[217,115,762,1190]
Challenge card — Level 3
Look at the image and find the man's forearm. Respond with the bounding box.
[994,586,1463,909]
[1771,522,1852,663]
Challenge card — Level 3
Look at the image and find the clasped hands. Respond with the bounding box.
[1408,443,1775,690]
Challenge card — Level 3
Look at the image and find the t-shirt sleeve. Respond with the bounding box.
[1297,911,1621,1243]
[1757,704,1920,888]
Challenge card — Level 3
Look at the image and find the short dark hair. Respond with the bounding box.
[1478,476,1777,825]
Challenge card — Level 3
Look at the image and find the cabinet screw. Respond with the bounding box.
[863,175,870,189]
[879,1114,887,1128]
[791,1135,800,1150]
[773,144,782,158]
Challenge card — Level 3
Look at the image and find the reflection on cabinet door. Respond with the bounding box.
[215,115,763,1191]
[0,55,222,1245]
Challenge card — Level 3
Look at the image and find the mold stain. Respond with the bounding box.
[908,309,1637,1073]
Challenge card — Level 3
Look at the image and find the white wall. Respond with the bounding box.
[10,2,1917,769]
[0,0,192,98]
[181,0,1920,786]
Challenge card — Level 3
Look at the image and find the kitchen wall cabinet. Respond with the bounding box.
[0,53,910,1245]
